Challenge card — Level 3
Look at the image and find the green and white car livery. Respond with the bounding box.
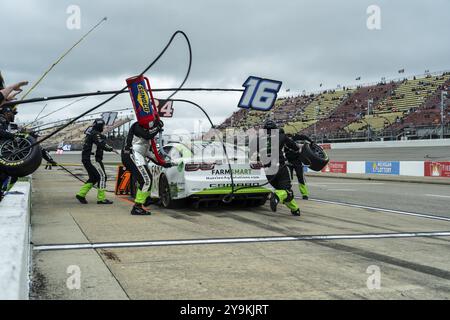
[148,141,271,208]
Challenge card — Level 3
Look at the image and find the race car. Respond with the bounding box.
[132,140,272,208]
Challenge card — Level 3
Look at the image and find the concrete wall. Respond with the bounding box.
[309,160,449,178]
[329,139,450,150]
[0,182,31,300]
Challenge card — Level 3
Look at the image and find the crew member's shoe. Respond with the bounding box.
[131,204,151,215]
[76,195,88,204]
[302,195,309,200]
[291,209,301,216]
[97,199,113,204]
[270,193,280,212]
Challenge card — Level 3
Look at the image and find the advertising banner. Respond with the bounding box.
[424,161,450,178]
[365,161,400,175]
[322,161,347,173]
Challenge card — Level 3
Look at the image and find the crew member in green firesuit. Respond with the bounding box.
[285,133,313,200]
[76,119,115,204]
[256,120,301,216]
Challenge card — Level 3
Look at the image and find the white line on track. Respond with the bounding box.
[306,182,385,186]
[308,198,450,222]
[326,188,357,192]
[425,194,450,199]
[33,231,450,252]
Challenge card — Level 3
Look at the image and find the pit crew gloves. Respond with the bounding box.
[135,189,150,205]
[274,189,300,212]
[77,182,93,198]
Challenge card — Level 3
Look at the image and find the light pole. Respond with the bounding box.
[441,91,448,139]
[367,99,373,115]
[314,106,320,138]
[359,118,371,141]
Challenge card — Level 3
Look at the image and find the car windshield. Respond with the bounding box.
[190,142,246,160]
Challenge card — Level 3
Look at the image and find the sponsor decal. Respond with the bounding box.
[365,161,400,175]
[322,161,347,173]
[209,182,260,188]
[136,83,151,114]
[115,165,131,195]
[169,182,179,197]
[177,161,184,173]
[211,168,252,175]
[424,161,450,178]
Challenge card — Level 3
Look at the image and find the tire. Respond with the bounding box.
[300,143,329,172]
[158,174,185,209]
[247,195,268,207]
[254,196,268,207]
[0,136,43,177]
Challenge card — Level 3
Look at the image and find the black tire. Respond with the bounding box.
[300,143,329,171]
[254,196,268,207]
[0,136,43,177]
[158,174,185,209]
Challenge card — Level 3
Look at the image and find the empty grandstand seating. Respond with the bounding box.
[301,82,397,137]
[218,71,450,141]
[387,78,450,132]
[343,74,450,134]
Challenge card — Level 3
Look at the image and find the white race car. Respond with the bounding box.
[134,141,271,208]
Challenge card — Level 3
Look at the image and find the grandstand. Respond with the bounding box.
[218,71,450,141]
[283,89,354,134]
[38,116,132,150]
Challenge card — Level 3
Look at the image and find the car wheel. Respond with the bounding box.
[0,136,43,177]
[158,174,185,209]
[300,143,329,171]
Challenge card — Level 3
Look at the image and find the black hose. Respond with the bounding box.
[2,88,244,107]
[10,30,192,158]
[168,99,236,196]
[168,99,288,202]
[54,162,115,193]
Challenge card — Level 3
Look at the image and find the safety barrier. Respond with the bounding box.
[306,160,450,178]
[0,181,32,300]
[321,138,450,150]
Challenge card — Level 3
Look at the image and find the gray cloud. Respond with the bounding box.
[1,0,449,132]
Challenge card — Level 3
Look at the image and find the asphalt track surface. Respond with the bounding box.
[29,158,450,299]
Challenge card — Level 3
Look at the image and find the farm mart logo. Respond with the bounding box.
[212,168,252,176]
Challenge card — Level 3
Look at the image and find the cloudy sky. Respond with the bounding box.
[1,0,449,133]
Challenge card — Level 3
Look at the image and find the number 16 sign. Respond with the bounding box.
[238,76,282,111]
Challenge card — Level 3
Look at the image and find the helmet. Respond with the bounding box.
[263,119,278,130]
[0,106,14,114]
[92,119,105,132]
[0,106,16,116]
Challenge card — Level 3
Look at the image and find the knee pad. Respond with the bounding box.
[285,189,294,202]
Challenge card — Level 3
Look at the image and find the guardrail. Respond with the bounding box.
[0,181,32,300]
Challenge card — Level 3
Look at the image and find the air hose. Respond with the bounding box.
[10,30,281,203]
[168,99,288,204]
[10,30,192,158]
